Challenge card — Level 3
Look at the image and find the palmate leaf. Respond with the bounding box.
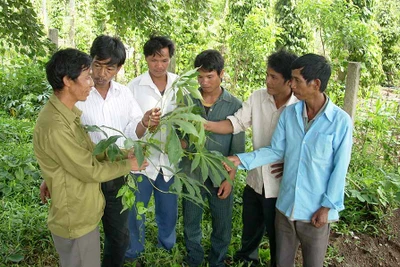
[170,174,183,194]
[145,141,164,153]
[199,155,209,183]
[172,120,199,137]
[191,154,201,173]
[166,126,184,165]
[178,173,208,206]
[207,156,230,186]
[93,135,123,156]
[184,85,203,101]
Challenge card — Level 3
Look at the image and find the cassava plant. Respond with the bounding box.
[86,68,234,213]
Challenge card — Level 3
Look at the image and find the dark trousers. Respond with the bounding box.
[101,176,129,267]
[183,178,233,267]
[235,185,277,267]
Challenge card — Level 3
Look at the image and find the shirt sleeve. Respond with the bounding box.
[123,92,143,141]
[228,96,253,134]
[47,128,131,183]
[229,131,245,156]
[321,117,353,211]
[237,110,286,170]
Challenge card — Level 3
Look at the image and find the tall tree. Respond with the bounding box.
[274,0,309,54]
[0,0,50,57]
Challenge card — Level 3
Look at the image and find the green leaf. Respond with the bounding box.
[199,157,209,183]
[121,189,135,213]
[136,202,147,215]
[171,176,183,194]
[14,167,24,180]
[7,253,24,263]
[132,142,144,167]
[124,138,136,150]
[127,175,137,189]
[174,120,199,136]
[93,135,122,156]
[116,184,128,198]
[166,127,184,165]
[84,125,108,138]
[107,143,123,162]
[191,154,201,173]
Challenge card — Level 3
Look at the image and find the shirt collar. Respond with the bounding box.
[265,91,298,107]
[91,80,120,98]
[49,94,82,124]
[139,71,175,87]
[198,86,233,103]
[301,93,331,121]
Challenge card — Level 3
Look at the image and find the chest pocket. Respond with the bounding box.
[313,133,334,160]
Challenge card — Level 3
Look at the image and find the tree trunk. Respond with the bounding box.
[69,0,75,47]
[41,0,48,30]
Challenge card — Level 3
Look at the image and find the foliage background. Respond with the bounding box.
[1,0,400,265]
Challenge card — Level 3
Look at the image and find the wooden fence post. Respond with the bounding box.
[48,29,58,48]
[343,62,361,121]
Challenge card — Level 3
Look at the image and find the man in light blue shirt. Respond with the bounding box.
[227,54,353,267]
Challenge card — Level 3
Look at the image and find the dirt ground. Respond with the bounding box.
[327,208,400,267]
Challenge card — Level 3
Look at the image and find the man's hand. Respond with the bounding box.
[204,120,215,131]
[270,162,284,178]
[225,155,242,170]
[128,154,149,171]
[40,180,50,204]
[311,207,330,228]
[217,180,232,199]
[142,107,161,128]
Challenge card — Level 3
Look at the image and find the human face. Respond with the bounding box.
[266,67,290,96]
[69,68,94,102]
[290,68,318,101]
[91,57,120,88]
[145,47,170,79]
[197,69,223,94]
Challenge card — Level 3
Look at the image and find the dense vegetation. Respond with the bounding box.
[1,0,399,265]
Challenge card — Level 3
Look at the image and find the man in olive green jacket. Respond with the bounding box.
[33,48,147,267]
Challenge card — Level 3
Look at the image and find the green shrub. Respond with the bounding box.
[0,55,50,119]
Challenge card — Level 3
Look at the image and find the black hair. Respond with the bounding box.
[90,35,126,66]
[291,53,331,92]
[46,48,92,91]
[194,49,224,75]
[143,36,175,58]
[268,49,298,81]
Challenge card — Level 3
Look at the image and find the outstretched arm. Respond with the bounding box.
[204,119,234,134]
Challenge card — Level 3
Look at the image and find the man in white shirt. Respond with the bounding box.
[125,36,179,264]
[205,50,298,267]
[40,35,159,267]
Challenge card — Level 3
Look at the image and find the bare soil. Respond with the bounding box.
[328,208,400,267]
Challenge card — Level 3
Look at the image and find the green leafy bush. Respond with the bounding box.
[0,55,50,119]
